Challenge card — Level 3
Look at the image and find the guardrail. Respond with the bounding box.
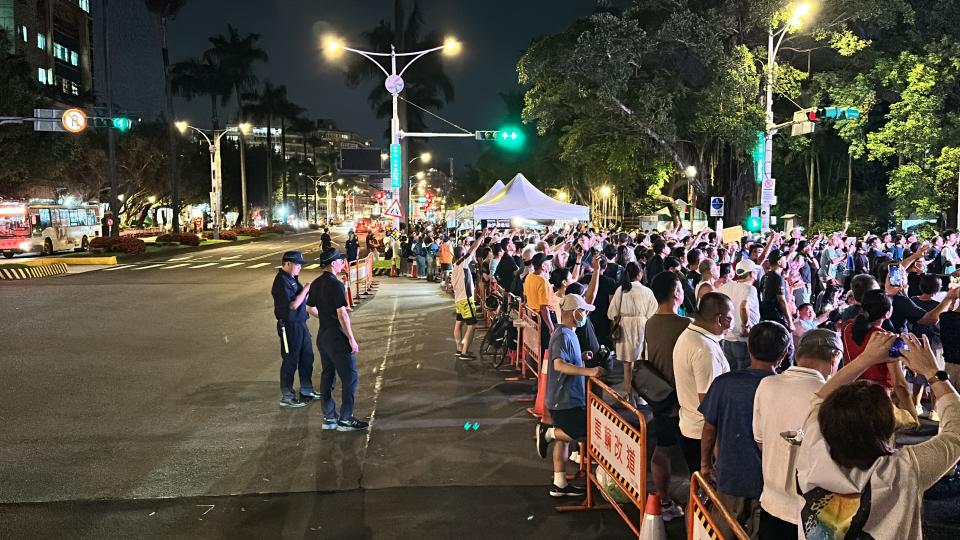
[557,376,649,537]
[687,472,749,540]
[342,255,378,310]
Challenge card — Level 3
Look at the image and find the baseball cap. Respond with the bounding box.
[796,329,844,359]
[529,252,554,268]
[560,293,595,312]
[282,251,306,265]
[735,259,758,278]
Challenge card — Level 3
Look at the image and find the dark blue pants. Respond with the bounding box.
[278,320,315,399]
[316,326,359,420]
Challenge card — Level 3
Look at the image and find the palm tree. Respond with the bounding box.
[278,99,306,216]
[290,117,317,220]
[242,81,287,223]
[206,25,268,226]
[145,0,188,231]
[170,57,231,130]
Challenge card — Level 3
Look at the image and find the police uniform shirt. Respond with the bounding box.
[306,272,347,330]
[271,270,308,323]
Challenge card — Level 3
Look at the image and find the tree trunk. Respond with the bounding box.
[845,153,853,225]
[159,13,180,232]
[808,150,815,230]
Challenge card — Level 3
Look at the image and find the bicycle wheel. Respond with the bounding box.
[492,342,510,370]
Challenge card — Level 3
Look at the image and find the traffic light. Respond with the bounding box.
[745,216,763,233]
[475,131,499,141]
[375,191,384,202]
[475,126,525,150]
[112,117,133,133]
[806,107,860,123]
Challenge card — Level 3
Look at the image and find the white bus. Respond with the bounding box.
[0,201,101,258]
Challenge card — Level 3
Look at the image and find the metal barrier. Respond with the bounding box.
[519,304,542,380]
[687,472,749,540]
[557,377,648,537]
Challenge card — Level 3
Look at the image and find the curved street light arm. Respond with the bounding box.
[341,46,392,78]
[397,45,447,77]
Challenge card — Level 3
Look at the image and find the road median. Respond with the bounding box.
[0,262,69,280]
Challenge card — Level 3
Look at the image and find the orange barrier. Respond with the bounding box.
[687,472,749,539]
[557,377,649,537]
[519,304,541,381]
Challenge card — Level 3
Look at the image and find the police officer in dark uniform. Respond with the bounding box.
[271,251,320,408]
[306,248,369,431]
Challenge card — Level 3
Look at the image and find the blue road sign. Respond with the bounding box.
[390,144,402,189]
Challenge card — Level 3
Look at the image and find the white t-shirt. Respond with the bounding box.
[716,280,760,343]
[452,252,475,302]
[673,324,730,439]
[752,366,825,524]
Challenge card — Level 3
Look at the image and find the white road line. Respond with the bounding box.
[219,262,243,268]
[132,264,164,271]
[102,264,133,271]
[163,263,191,269]
[365,294,398,453]
[303,263,320,270]
[219,255,241,260]
[188,263,218,269]
[247,263,269,269]
[168,256,194,261]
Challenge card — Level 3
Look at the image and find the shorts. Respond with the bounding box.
[650,406,680,447]
[455,297,478,325]
[551,406,587,441]
[441,263,453,271]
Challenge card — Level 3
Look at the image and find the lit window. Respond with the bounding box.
[38,68,47,84]
[19,25,28,42]
[78,0,90,12]
[53,43,63,60]
[37,33,46,50]
[47,69,53,84]
[71,82,79,95]
[70,51,78,66]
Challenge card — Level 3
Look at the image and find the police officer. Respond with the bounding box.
[306,248,369,431]
[271,251,320,408]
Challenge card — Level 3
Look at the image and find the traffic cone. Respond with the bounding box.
[526,350,551,421]
[639,494,668,540]
[410,259,419,279]
[390,259,399,277]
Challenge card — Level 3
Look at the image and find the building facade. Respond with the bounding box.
[1,0,94,104]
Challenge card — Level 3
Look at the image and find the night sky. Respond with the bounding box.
[97,1,602,174]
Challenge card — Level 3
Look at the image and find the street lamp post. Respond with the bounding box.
[175,121,251,239]
[763,2,813,232]
[300,172,334,224]
[324,36,459,228]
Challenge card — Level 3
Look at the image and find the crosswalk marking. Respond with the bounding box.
[220,262,243,268]
[188,263,218,269]
[168,257,193,261]
[304,263,320,270]
[220,255,241,260]
[163,263,191,269]
[132,264,164,271]
[103,264,133,271]
[248,263,270,268]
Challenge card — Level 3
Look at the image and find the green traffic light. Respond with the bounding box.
[112,117,132,133]
[495,126,524,150]
[745,216,762,232]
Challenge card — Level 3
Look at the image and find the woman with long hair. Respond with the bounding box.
[607,261,659,401]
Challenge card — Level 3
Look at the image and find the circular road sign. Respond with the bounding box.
[711,197,724,210]
[61,108,87,133]
[385,75,405,95]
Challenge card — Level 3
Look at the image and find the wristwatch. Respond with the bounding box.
[928,370,950,384]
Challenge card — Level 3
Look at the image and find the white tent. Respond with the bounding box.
[455,180,505,222]
[472,173,590,221]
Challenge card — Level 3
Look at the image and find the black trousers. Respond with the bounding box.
[680,434,701,475]
[278,320,314,398]
[758,508,798,539]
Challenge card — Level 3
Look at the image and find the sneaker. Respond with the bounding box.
[550,483,586,498]
[299,391,322,402]
[336,417,370,432]
[535,422,548,459]
[279,397,306,408]
[662,499,685,522]
[322,416,339,430]
[569,450,581,465]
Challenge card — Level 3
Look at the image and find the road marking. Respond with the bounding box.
[163,263,191,269]
[247,263,269,269]
[188,263,218,269]
[132,264,164,271]
[304,264,320,270]
[219,262,243,268]
[168,257,193,262]
[365,294,398,454]
[220,255,241,260]
[102,264,133,271]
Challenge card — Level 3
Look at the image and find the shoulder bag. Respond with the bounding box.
[609,287,625,341]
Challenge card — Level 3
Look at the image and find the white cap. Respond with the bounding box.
[561,294,596,312]
[735,259,758,278]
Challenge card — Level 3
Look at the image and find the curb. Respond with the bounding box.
[0,263,68,280]
[23,257,118,266]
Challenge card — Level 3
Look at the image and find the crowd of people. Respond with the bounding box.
[441,222,960,538]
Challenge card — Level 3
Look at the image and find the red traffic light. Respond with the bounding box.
[807,110,821,123]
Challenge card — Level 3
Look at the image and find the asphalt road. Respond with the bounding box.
[0,230,632,539]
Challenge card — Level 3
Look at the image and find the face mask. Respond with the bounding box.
[576,312,589,328]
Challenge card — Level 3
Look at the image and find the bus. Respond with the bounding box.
[0,201,101,258]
